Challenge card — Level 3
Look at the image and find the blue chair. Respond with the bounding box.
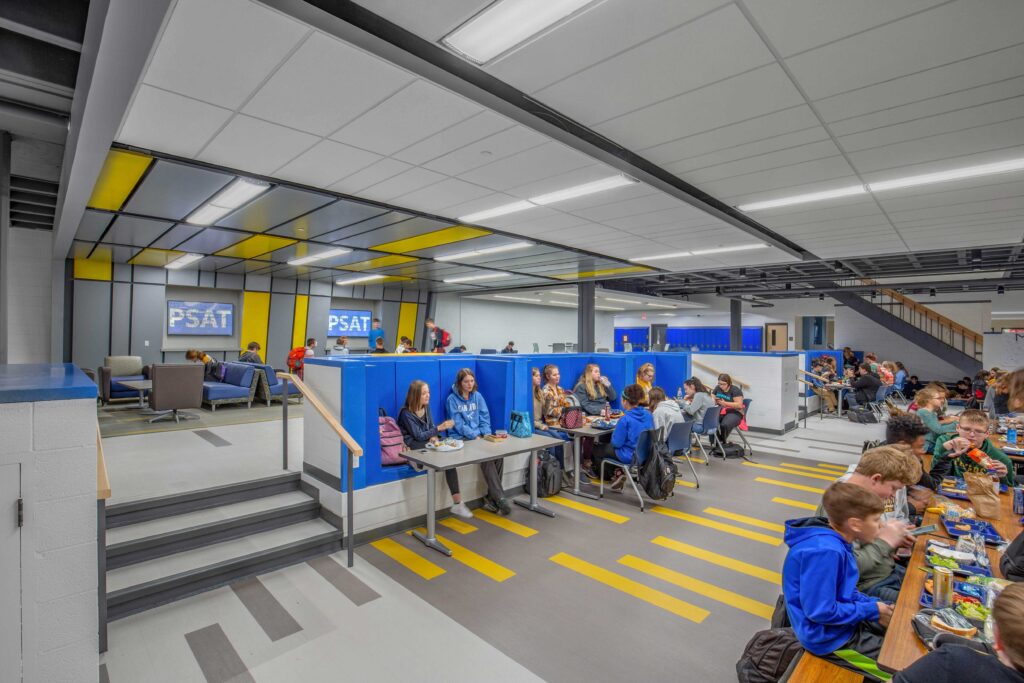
[598,428,653,512]
[666,421,699,488]
[695,408,725,465]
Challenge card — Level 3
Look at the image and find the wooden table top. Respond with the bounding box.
[878,488,1021,673]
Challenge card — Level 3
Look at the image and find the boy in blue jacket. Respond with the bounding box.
[594,383,654,492]
[446,368,510,515]
[783,481,894,681]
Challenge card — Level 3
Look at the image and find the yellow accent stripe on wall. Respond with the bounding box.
[240,291,270,358]
[651,537,782,585]
[370,538,445,580]
[650,507,782,546]
[291,295,309,349]
[742,462,837,482]
[371,225,489,254]
[74,251,112,280]
[397,302,418,346]
[87,149,153,211]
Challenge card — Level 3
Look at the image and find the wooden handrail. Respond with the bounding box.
[276,372,364,457]
[97,427,110,500]
[692,360,750,389]
[799,368,829,382]
[859,278,983,343]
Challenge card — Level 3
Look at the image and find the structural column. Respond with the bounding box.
[577,281,595,352]
[0,131,11,364]
[730,298,742,351]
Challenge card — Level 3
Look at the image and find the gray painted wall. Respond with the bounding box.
[72,280,110,370]
[130,283,165,366]
[110,282,132,356]
[267,292,296,369]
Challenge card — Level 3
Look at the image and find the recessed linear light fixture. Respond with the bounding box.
[629,244,767,262]
[493,295,540,303]
[287,247,352,266]
[459,200,534,224]
[186,178,270,225]
[604,297,641,304]
[596,306,625,311]
[550,290,578,297]
[336,274,385,286]
[165,253,204,269]
[737,157,1024,212]
[443,272,512,284]
[459,175,637,223]
[434,241,533,262]
[441,0,597,64]
[645,302,677,309]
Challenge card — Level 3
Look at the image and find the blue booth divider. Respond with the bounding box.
[802,349,844,375]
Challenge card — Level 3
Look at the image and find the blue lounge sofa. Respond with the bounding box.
[241,362,302,405]
[202,362,259,410]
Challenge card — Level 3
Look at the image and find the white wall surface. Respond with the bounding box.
[692,353,798,432]
[6,229,53,363]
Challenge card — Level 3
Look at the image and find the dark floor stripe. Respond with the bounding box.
[194,429,231,447]
[794,436,862,448]
[99,663,110,683]
[184,624,255,683]
[230,577,302,642]
[815,445,861,456]
[308,556,381,606]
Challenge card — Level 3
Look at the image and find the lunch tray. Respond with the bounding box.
[941,516,1006,545]
[939,478,1007,501]
[924,541,992,577]
[911,609,987,648]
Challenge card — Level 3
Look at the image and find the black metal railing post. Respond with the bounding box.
[347,449,354,567]
[282,376,289,470]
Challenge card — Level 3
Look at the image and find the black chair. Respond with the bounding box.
[480,348,497,354]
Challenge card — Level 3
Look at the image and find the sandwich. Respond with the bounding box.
[930,608,978,637]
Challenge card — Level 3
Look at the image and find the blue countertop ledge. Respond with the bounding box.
[0,364,98,404]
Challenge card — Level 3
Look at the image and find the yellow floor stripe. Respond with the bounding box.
[677,455,707,464]
[546,495,630,524]
[703,507,785,533]
[411,529,515,582]
[780,462,846,474]
[755,477,826,494]
[370,538,445,580]
[550,552,709,623]
[619,555,774,619]
[650,507,782,546]
[742,462,837,481]
[675,479,697,489]
[817,463,848,471]
[472,509,538,538]
[772,497,818,511]
[439,517,478,534]
[651,537,781,585]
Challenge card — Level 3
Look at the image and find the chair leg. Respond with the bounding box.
[599,459,607,498]
[624,469,644,512]
[695,434,711,467]
[737,431,754,461]
[680,450,700,488]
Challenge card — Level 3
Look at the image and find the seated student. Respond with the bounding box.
[916,386,959,453]
[185,349,224,382]
[572,363,616,415]
[878,361,896,387]
[680,377,716,424]
[712,373,745,440]
[531,367,570,466]
[842,346,859,373]
[784,482,894,680]
[239,341,263,364]
[995,375,1013,416]
[394,336,411,354]
[370,337,387,354]
[813,446,920,603]
[330,337,350,355]
[885,412,940,492]
[396,381,465,517]
[542,364,593,477]
[446,368,511,515]
[955,378,972,399]
[846,363,882,409]
[893,582,1024,683]
[593,384,654,491]
[810,361,839,413]
[648,386,683,440]
[635,363,655,405]
[500,341,516,354]
[904,374,925,398]
[972,370,991,401]
[931,409,1014,487]
[893,361,908,392]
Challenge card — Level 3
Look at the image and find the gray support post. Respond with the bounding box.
[282,377,289,470]
[730,298,742,351]
[0,131,10,364]
[577,281,595,352]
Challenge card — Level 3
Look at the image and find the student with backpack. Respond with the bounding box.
[593,384,654,492]
[425,318,450,352]
[445,368,510,515]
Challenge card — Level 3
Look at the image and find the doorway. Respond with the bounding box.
[649,324,667,351]
[764,323,788,351]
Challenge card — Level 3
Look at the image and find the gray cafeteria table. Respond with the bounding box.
[557,424,614,500]
[402,434,565,556]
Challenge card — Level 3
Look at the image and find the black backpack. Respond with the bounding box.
[847,407,878,424]
[640,439,678,500]
[1001,529,1024,581]
[524,451,562,498]
[720,442,747,459]
[736,627,803,683]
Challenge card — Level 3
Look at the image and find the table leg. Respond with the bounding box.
[837,388,845,418]
[138,389,145,409]
[567,434,599,500]
[411,468,452,556]
[515,449,555,517]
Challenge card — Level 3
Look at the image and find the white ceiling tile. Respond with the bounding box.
[875,178,1024,211]
[272,139,382,188]
[786,0,1024,100]
[357,167,447,203]
[330,80,482,155]
[545,182,660,213]
[848,119,1024,173]
[503,164,614,200]
[723,174,864,207]
[694,156,856,200]
[485,207,590,232]
[392,111,513,165]
[356,0,491,41]
[390,177,494,213]
[197,115,318,176]
[602,206,716,231]
[143,0,309,109]
[535,5,773,125]
[664,126,831,175]
[117,85,233,157]
[595,64,804,150]
[684,140,842,184]
[456,142,593,191]
[424,126,548,176]
[242,32,415,136]
[329,158,413,195]
[438,192,518,219]
[568,193,681,222]
[752,198,884,229]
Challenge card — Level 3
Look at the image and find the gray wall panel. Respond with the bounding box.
[215,273,243,290]
[130,283,165,366]
[199,271,216,287]
[381,301,400,351]
[168,269,199,286]
[310,280,331,296]
[72,280,111,370]
[110,283,132,356]
[266,293,295,368]
[402,289,418,302]
[415,304,428,348]
[297,280,310,295]
[271,278,296,294]
[245,274,270,292]
[364,284,384,300]
[306,295,331,353]
[113,264,132,282]
[133,266,165,284]
[383,287,401,302]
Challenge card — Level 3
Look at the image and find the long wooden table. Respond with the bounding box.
[878,486,1021,672]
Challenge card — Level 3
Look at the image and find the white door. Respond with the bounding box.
[0,465,21,682]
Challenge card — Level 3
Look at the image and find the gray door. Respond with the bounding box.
[649,324,668,350]
[0,464,21,682]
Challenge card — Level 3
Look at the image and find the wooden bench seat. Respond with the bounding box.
[786,652,863,682]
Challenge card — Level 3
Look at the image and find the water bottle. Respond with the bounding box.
[676,386,683,401]
[1009,426,1017,445]
[603,402,611,419]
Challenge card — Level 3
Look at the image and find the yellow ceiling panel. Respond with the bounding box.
[553,266,653,280]
[214,235,297,259]
[129,248,185,267]
[339,254,418,271]
[87,149,153,211]
[371,225,489,254]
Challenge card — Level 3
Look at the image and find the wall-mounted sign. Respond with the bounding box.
[167,300,235,336]
[328,309,372,337]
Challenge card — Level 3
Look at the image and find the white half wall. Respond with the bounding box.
[691,353,799,433]
[6,229,53,363]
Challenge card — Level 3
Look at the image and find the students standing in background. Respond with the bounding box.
[367,317,384,352]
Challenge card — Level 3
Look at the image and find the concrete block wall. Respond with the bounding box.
[0,398,98,683]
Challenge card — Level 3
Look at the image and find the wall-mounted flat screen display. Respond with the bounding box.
[328,309,372,337]
[167,300,235,336]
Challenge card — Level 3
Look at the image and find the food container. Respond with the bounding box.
[933,567,955,609]
[1013,487,1024,515]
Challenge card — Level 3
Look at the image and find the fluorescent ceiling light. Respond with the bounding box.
[336,274,385,286]
[530,175,637,205]
[165,253,204,270]
[547,301,578,307]
[645,302,676,309]
[657,313,675,317]
[867,157,1024,192]
[443,272,511,283]
[288,247,352,266]
[434,241,532,262]
[604,297,641,304]
[494,295,541,303]
[737,185,865,212]
[441,0,595,64]
[550,290,578,297]
[629,251,694,262]
[186,178,270,225]
[690,244,768,256]
[596,305,625,311]
[459,200,534,223]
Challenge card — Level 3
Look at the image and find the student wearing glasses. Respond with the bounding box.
[930,409,1014,488]
[635,363,655,405]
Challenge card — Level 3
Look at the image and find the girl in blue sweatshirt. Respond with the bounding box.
[593,384,654,491]
[445,368,510,515]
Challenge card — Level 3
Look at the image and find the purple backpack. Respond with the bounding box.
[379,415,408,466]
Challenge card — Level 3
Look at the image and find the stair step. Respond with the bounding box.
[105,472,301,528]
[106,519,342,621]
[106,491,319,569]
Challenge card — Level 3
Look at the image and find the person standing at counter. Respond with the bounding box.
[446,368,510,516]
[367,318,384,352]
[396,380,466,518]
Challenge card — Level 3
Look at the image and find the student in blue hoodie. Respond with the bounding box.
[445,368,510,515]
[783,481,894,681]
[593,383,654,492]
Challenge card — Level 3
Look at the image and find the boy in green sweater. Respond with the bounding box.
[931,409,1014,488]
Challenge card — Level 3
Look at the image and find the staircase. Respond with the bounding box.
[104,472,342,620]
[829,279,983,375]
